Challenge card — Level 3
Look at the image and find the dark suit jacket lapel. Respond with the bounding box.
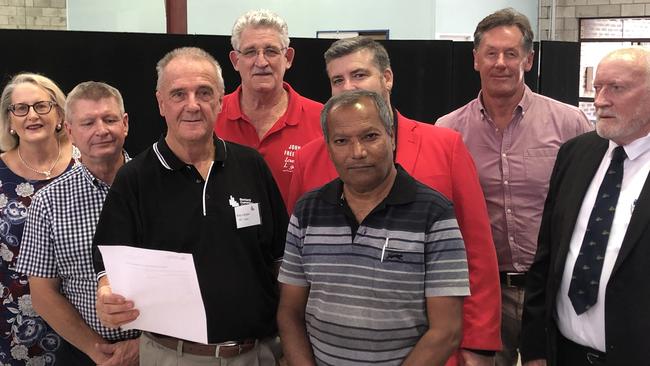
[612,170,650,274]
[552,137,609,278]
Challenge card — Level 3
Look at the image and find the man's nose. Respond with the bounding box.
[351,140,367,159]
[342,79,358,91]
[495,53,506,67]
[254,50,270,67]
[593,89,611,108]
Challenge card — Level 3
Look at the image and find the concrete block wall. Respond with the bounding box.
[539,0,650,41]
[0,0,66,30]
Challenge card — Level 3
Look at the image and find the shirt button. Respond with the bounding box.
[504,180,509,185]
[195,179,201,184]
[506,208,512,214]
[502,153,507,158]
[509,236,515,242]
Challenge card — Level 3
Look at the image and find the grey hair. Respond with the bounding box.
[65,81,125,122]
[474,7,534,53]
[320,90,393,142]
[0,73,67,151]
[155,47,224,93]
[231,9,290,50]
[324,36,391,72]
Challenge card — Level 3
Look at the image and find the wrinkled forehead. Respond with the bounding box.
[69,97,121,115]
[161,58,220,89]
[479,25,526,50]
[11,82,51,101]
[327,50,379,76]
[238,26,284,48]
[330,98,380,122]
[596,56,647,83]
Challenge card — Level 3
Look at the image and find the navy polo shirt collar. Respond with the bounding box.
[153,134,227,171]
[320,164,417,207]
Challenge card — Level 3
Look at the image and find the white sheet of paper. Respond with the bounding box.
[98,245,208,343]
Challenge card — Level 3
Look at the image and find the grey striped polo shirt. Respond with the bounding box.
[278,166,470,365]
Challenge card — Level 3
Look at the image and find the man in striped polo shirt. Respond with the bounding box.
[277,90,470,366]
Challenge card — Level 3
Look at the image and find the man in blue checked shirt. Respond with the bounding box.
[16,81,137,366]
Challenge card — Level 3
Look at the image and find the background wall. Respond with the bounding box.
[0,0,65,30]
[67,0,164,33]
[435,0,538,38]
[63,0,537,40]
[539,0,650,41]
[4,1,650,42]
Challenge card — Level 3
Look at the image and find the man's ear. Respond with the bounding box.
[383,68,394,93]
[155,91,165,117]
[64,120,75,145]
[524,50,534,72]
[229,50,240,71]
[285,47,295,69]
[122,113,129,136]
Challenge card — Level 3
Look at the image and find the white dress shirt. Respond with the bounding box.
[556,132,650,351]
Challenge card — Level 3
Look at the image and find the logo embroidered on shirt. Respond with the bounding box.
[229,195,253,207]
[385,253,403,261]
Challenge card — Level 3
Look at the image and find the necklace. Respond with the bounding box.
[17,139,62,179]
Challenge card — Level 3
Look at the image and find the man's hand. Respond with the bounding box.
[96,339,139,366]
[96,284,139,328]
[459,349,495,366]
[523,360,547,366]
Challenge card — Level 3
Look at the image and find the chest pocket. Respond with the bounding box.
[524,147,558,187]
[372,235,426,302]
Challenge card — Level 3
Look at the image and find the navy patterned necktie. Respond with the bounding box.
[568,145,627,315]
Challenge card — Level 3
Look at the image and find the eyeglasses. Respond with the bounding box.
[8,101,56,117]
[235,47,287,60]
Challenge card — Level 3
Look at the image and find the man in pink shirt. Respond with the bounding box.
[215,9,322,206]
[287,36,501,366]
[437,8,593,366]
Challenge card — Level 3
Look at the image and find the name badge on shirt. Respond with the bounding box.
[234,203,261,229]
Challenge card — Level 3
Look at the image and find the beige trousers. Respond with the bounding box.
[139,332,279,366]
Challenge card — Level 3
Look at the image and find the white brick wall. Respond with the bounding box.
[539,0,650,41]
[0,0,65,30]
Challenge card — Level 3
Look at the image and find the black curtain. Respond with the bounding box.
[0,29,578,155]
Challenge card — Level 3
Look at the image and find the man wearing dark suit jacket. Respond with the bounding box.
[521,47,650,366]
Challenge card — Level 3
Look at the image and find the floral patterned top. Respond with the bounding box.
[0,156,78,366]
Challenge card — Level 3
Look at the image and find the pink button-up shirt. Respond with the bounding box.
[437,86,593,272]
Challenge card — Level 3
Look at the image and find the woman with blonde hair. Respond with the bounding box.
[0,73,77,365]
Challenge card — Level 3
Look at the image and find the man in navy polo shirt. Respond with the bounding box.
[92,47,288,366]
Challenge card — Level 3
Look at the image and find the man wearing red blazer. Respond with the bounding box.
[286,36,501,366]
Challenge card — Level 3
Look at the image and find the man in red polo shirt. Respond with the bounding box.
[215,9,322,206]
[286,36,501,366]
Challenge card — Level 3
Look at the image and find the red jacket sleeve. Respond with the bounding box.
[450,134,502,352]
